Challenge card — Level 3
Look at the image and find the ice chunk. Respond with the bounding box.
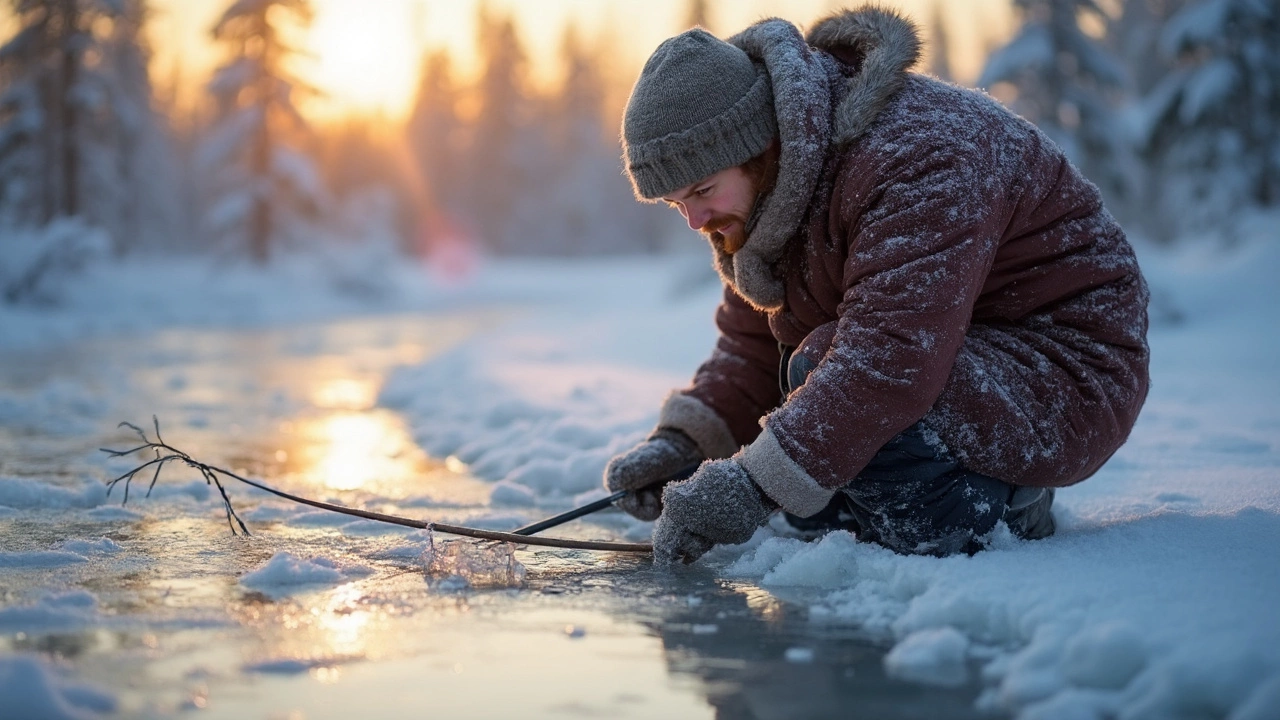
[784,647,815,663]
[884,627,970,688]
[421,529,526,589]
[242,656,355,675]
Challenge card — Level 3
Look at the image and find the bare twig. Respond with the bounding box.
[101,417,652,553]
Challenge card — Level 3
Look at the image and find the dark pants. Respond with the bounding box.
[779,345,1056,556]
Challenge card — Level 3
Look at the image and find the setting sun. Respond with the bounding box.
[303,0,423,121]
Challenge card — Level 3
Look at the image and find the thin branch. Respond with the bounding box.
[100,419,652,553]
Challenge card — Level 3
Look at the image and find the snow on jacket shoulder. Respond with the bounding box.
[656,8,1150,517]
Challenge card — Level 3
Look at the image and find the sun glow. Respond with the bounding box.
[301,0,424,122]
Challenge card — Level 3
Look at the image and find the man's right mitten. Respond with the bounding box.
[604,428,704,520]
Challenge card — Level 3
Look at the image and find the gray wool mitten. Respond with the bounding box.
[652,458,777,566]
[604,428,704,520]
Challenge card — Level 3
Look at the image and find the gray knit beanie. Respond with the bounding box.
[622,28,776,200]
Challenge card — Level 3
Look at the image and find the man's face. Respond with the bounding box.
[661,165,758,255]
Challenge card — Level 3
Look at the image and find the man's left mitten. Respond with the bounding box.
[652,458,776,566]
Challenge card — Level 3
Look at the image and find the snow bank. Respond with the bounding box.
[0,380,108,436]
[379,241,1280,718]
[0,591,101,634]
[0,477,106,510]
[0,654,117,720]
[239,552,372,596]
[380,255,721,507]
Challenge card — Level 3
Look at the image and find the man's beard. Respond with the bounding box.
[703,214,748,254]
[700,143,776,256]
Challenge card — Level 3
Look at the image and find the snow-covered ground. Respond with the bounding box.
[2,232,1279,719]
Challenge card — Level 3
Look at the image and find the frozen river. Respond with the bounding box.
[0,312,988,719]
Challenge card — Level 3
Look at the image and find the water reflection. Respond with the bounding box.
[652,582,989,720]
[311,377,377,410]
[294,411,422,492]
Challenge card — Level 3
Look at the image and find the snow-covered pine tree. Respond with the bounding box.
[1132,0,1280,242]
[927,2,954,83]
[466,5,530,254]
[407,50,464,227]
[0,0,181,300]
[685,0,712,31]
[0,0,163,235]
[200,0,325,262]
[98,0,184,254]
[979,0,1135,210]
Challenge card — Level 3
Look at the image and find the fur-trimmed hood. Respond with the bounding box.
[720,6,921,311]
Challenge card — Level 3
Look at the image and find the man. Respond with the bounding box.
[606,7,1150,565]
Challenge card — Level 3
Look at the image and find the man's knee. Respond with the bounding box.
[840,424,1055,556]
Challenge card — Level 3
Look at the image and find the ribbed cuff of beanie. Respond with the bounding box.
[625,69,776,200]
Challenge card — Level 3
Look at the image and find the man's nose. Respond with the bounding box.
[685,204,709,231]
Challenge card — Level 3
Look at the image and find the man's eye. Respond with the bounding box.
[695,186,712,197]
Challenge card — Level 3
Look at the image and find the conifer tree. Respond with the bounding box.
[685,0,711,30]
[979,0,1133,206]
[407,50,463,221]
[201,0,324,262]
[927,2,954,82]
[0,0,180,265]
[0,0,121,226]
[1133,0,1280,240]
[467,4,529,253]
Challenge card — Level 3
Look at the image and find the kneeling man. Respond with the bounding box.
[606,7,1150,564]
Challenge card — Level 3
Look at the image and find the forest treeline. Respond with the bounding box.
[0,0,1276,301]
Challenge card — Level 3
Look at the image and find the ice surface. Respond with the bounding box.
[421,530,526,590]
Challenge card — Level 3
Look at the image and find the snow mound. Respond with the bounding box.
[239,553,372,595]
[0,551,87,570]
[0,591,100,634]
[55,538,123,556]
[0,478,106,510]
[884,627,970,687]
[0,654,117,720]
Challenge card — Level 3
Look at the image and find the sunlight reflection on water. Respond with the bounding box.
[297,411,418,492]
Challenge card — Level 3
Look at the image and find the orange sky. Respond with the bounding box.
[144,0,1013,124]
